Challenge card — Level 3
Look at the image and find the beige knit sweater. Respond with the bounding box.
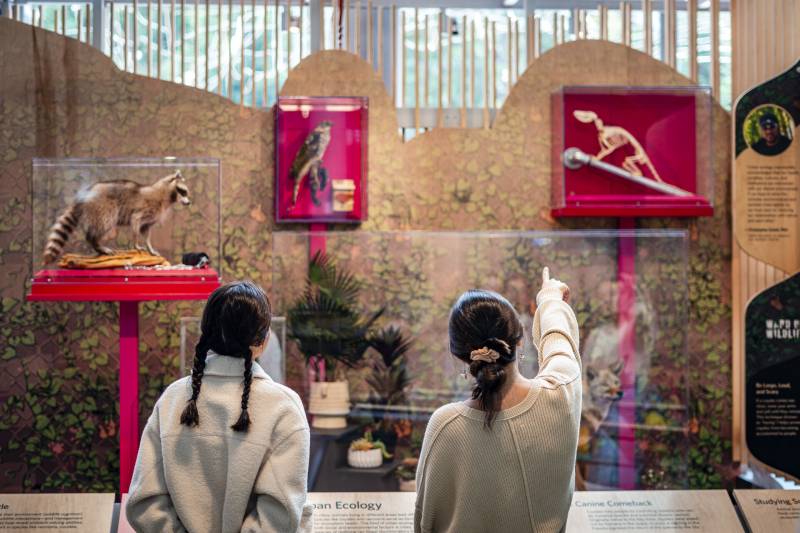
[414,297,581,533]
[126,353,313,533]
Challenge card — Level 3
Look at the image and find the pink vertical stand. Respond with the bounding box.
[119,301,139,493]
[617,219,637,489]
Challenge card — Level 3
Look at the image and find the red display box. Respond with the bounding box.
[275,96,368,223]
[551,87,714,218]
[27,268,221,302]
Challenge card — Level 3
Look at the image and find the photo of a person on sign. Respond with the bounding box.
[745,105,795,157]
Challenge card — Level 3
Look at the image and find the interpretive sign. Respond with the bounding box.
[745,273,800,481]
[0,493,114,532]
[565,490,743,532]
[308,492,415,533]
[733,60,800,274]
[734,489,800,532]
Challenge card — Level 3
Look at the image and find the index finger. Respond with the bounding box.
[542,266,550,283]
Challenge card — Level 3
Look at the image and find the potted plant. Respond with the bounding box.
[287,252,383,429]
[365,326,413,449]
[394,457,419,491]
[347,431,393,469]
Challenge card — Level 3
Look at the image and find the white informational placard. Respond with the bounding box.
[0,493,114,533]
[734,489,800,532]
[566,490,743,533]
[308,492,415,533]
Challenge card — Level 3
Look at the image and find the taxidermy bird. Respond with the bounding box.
[290,120,333,207]
[42,170,191,264]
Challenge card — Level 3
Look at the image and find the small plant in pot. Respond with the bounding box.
[394,457,419,492]
[287,252,383,429]
[348,431,393,469]
[366,326,413,449]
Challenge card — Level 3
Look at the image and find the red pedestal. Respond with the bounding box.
[27,268,221,492]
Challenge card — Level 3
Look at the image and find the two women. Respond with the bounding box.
[127,267,579,533]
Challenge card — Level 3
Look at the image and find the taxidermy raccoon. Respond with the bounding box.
[575,359,624,490]
[42,171,191,264]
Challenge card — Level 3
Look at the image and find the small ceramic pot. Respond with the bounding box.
[348,448,383,469]
[398,478,417,492]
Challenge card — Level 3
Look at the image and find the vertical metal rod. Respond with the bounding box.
[355,0,360,56]
[491,21,496,110]
[460,15,466,128]
[483,16,489,128]
[559,14,565,44]
[268,0,272,108]
[424,14,430,108]
[320,0,325,50]
[391,5,396,106]
[507,16,511,85]
[180,0,185,82]
[644,0,651,54]
[414,8,419,131]
[77,6,82,41]
[87,3,91,43]
[227,0,232,97]
[217,0,222,92]
[111,2,116,60]
[298,0,303,58]
[124,7,129,69]
[157,0,162,77]
[376,5,382,71]
[688,0,697,81]
[400,9,405,107]
[170,0,175,81]
[147,1,151,75]
[286,0,292,67]
[447,13,452,107]
[514,18,519,81]
[251,0,256,105]
[552,11,557,45]
[438,11,443,126]
[711,0,719,99]
[367,0,372,64]
[198,0,203,87]
[470,18,475,109]
[61,5,66,38]
[240,0,245,105]
[344,0,348,51]
[133,0,138,73]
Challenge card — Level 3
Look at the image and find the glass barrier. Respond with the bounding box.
[271,230,690,491]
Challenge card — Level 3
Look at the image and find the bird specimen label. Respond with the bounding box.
[551,87,714,217]
[275,97,368,223]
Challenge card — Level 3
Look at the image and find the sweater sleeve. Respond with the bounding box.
[241,426,314,533]
[414,407,459,533]
[531,297,581,388]
[125,405,187,533]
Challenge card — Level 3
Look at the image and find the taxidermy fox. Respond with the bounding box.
[290,121,333,207]
[575,359,625,490]
[42,171,191,264]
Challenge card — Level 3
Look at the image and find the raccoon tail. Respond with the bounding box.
[42,204,82,264]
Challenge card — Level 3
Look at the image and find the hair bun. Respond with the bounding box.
[485,337,512,357]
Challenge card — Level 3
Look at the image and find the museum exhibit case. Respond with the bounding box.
[26,158,223,492]
[551,86,715,218]
[270,230,690,491]
[274,97,369,223]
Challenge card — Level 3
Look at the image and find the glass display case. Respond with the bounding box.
[551,86,714,217]
[271,230,690,491]
[32,158,222,273]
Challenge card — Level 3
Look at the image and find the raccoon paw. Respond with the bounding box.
[97,246,116,256]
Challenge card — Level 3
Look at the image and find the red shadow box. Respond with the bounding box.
[551,86,714,218]
[275,97,368,223]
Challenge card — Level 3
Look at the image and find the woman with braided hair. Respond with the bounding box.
[126,281,313,533]
[415,268,581,533]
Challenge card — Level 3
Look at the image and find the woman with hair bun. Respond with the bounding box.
[126,281,313,533]
[415,268,581,533]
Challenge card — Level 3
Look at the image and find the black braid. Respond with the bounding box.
[180,335,209,427]
[231,353,253,432]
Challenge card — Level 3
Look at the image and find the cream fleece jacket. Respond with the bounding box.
[415,295,581,533]
[126,353,313,533]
